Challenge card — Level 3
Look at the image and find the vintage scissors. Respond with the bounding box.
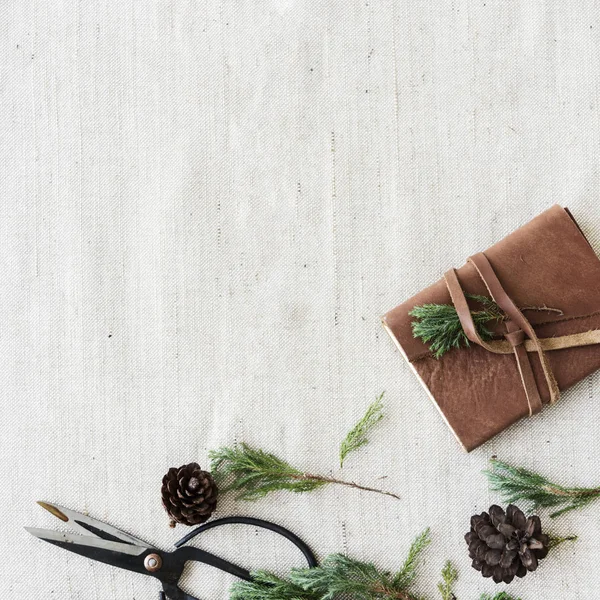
[26,501,317,600]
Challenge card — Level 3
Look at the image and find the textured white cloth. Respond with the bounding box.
[2,1,600,598]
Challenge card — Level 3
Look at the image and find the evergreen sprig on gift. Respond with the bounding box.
[486,458,600,518]
[410,295,504,358]
[209,443,400,501]
[230,528,431,600]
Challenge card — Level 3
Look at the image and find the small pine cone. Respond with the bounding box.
[161,463,218,527]
[466,504,550,584]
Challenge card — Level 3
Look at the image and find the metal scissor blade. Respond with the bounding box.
[37,501,150,547]
[25,527,151,575]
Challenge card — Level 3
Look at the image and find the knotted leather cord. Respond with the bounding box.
[504,319,543,416]
[442,252,582,415]
[443,268,499,351]
[444,266,542,415]
[468,252,560,406]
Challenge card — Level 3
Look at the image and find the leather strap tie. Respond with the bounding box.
[444,252,562,416]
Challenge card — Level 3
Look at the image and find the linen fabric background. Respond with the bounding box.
[2,1,600,598]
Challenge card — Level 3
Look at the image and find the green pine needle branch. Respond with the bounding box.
[230,531,536,600]
[410,294,504,359]
[209,443,400,501]
[230,570,316,600]
[437,561,458,600]
[548,534,579,548]
[231,532,529,600]
[340,393,385,467]
[230,528,431,600]
[486,458,600,518]
[394,528,432,590]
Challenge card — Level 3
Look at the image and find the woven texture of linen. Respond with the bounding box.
[2,1,600,598]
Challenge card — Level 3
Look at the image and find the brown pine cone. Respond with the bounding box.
[161,463,218,527]
[466,504,550,584]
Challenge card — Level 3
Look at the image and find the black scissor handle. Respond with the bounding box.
[175,516,318,567]
[162,516,317,600]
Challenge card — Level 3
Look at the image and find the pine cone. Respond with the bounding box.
[161,463,218,527]
[466,504,550,584]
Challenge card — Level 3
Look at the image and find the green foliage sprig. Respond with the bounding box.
[230,532,528,600]
[486,458,600,518]
[410,294,504,359]
[230,529,431,600]
[437,561,458,600]
[340,393,385,467]
[230,570,315,600]
[210,443,400,501]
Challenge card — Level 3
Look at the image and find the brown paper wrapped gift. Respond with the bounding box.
[382,205,600,451]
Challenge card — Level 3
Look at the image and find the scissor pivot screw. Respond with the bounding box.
[144,553,162,572]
